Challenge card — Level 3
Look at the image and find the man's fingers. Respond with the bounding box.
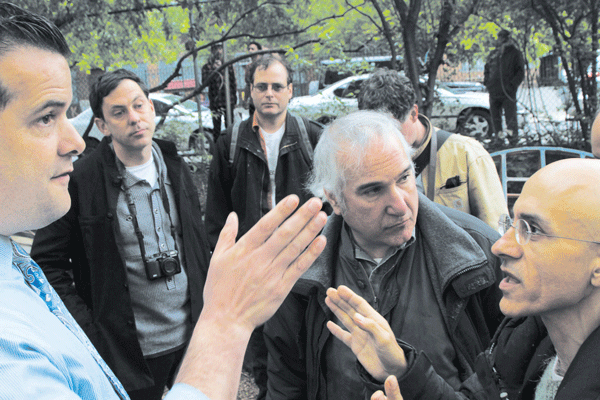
[327,287,393,340]
[281,234,327,286]
[325,291,360,333]
[337,285,387,323]
[326,320,352,348]
[271,208,327,276]
[384,375,402,400]
[371,390,387,400]
[262,197,324,262]
[212,212,238,255]
[237,194,301,249]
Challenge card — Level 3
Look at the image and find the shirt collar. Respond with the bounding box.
[0,235,12,272]
[112,141,169,189]
[411,115,433,160]
[340,222,416,266]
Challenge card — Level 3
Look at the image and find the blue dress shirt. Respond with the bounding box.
[0,236,209,400]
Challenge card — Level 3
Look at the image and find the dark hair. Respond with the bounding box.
[0,2,70,110]
[248,41,262,51]
[498,29,511,40]
[89,69,149,120]
[358,68,416,122]
[249,54,293,85]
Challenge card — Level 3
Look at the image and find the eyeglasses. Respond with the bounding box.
[252,83,289,93]
[498,214,600,245]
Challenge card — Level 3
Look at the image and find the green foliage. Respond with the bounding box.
[154,119,197,150]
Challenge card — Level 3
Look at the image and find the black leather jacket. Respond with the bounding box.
[205,113,323,248]
[30,137,210,391]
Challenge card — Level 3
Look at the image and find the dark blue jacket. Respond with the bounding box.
[264,195,504,400]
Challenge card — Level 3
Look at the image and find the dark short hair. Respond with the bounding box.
[89,69,149,120]
[248,41,262,51]
[0,2,70,110]
[498,29,511,40]
[249,54,293,85]
[358,68,416,122]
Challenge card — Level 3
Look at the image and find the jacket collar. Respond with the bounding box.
[294,192,490,297]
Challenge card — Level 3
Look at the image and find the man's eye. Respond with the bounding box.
[272,84,285,92]
[363,187,382,196]
[40,113,55,125]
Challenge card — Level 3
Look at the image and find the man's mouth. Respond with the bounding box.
[51,169,73,180]
[499,269,521,291]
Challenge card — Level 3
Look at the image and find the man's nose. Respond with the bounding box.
[491,224,523,260]
[386,186,408,214]
[128,109,141,124]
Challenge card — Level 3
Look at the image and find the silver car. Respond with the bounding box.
[69,92,214,143]
[288,74,494,137]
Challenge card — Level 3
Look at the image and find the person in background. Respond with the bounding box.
[206,53,324,400]
[358,68,508,229]
[484,29,525,145]
[327,157,600,399]
[0,5,327,399]
[245,41,263,116]
[30,68,212,399]
[202,42,237,142]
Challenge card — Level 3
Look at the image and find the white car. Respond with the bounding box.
[288,74,495,138]
[69,92,214,143]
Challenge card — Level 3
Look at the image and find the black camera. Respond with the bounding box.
[144,250,181,280]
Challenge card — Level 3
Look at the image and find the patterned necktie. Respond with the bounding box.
[10,240,129,400]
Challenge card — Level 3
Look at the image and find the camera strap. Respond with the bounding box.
[120,171,179,265]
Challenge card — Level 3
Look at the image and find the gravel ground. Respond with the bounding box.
[237,372,259,400]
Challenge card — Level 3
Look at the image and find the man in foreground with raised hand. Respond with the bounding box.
[0,3,326,399]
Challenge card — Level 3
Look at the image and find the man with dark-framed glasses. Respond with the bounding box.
[205,53,324,399]
[325,157,600,400]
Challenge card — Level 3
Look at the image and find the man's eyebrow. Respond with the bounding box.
[517,212,547,227]
[33,100,67,115]
[355,165,412,192]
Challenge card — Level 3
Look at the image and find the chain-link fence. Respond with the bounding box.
[69,52,587,154]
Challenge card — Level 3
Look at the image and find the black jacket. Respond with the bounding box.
[385,316,600,399]
[484,41,525,98]
[264,196,504,400]
[30,137,211,391]
[205,113,323,248]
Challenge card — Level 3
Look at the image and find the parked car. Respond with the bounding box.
[288,74,495,138]
[69,92,214,144]
[438,81,486,93]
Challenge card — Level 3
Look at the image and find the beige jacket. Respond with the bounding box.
[415,118,508,228]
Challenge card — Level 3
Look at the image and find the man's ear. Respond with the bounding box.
[410,104,419,121]
[324,189,343,216]
[95,118,111,138]
[590,256,600,288]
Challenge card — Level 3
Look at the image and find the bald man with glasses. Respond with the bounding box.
[326,158,600,400]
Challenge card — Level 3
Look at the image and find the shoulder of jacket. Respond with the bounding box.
[440,134,490,157]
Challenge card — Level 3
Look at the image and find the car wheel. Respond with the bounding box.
[458,109,491,139]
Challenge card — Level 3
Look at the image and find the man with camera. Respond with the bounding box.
[30,69,212,400]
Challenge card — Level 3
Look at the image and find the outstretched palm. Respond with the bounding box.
[325,285,407,381]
